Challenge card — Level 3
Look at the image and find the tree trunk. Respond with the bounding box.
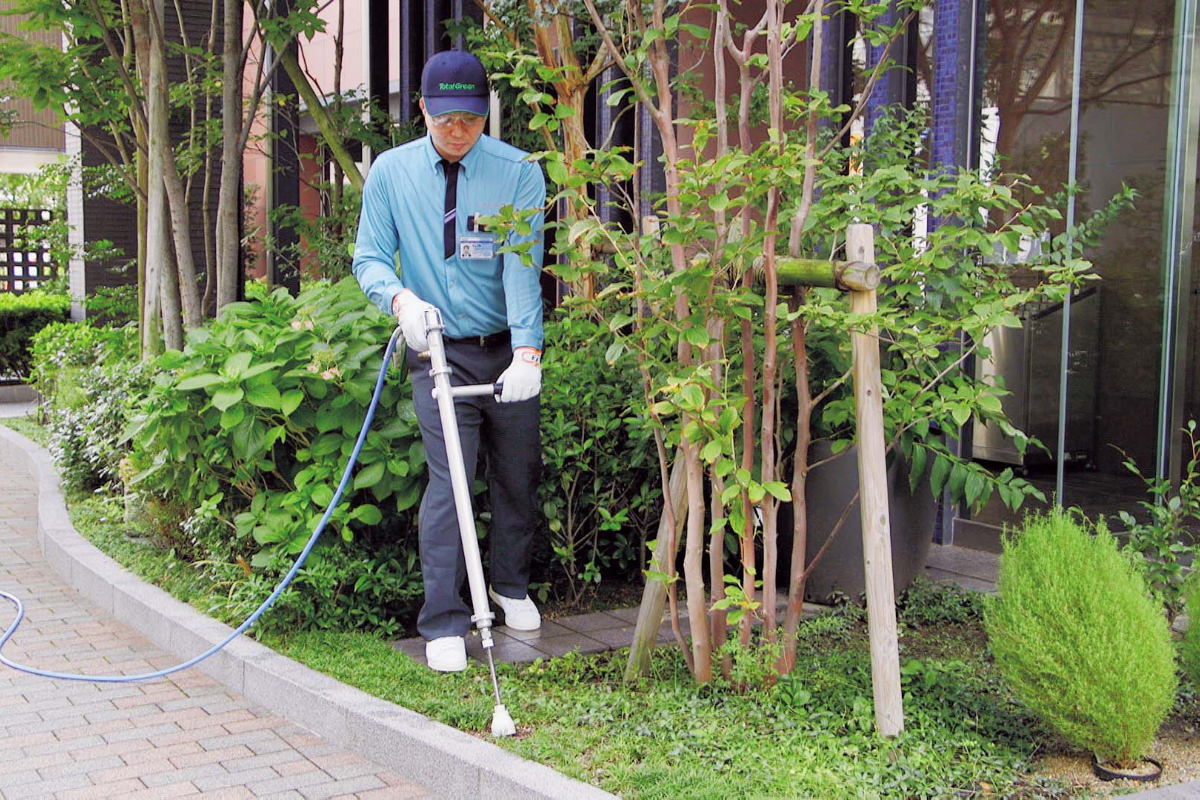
[136,146,148,349]
[782,303,812,672]
[707,318,728,655]
[279,49,363,191]
[758,0,785,643]
[215,0,242,311]
[200,0,217,317]
[161,233,184,349]
[623,456,689,681]
[162,134,201,328]
[132,0,164,356]
[683,439,712,683]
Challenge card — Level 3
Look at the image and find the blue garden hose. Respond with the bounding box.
[0,328,405,683]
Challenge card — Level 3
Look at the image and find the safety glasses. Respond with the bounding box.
[427,112,487,129]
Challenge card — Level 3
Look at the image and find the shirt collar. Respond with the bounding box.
[422,133,487,178]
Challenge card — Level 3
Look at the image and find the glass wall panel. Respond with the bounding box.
[963,0,1176,546]
[1070,0,1172,522]
[959,0,1076,546]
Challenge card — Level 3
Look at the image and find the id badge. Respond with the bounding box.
[459,234,495,260]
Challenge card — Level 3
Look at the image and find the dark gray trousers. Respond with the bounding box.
[406,338,541,640]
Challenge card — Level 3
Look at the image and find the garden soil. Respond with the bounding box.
[1036,720,1200,795]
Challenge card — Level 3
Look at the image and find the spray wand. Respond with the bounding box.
[421,308,515,736]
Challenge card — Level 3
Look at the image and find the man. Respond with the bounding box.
[352,50,546,673]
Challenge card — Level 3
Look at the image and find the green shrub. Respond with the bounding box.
[898,576,983,627]
[126,277,426,634]
[29,321,142,491]
[0,291,70,379]
[45,360,149,491]
[1117,421,1200,621]
[30,321,136,406]
[535,308,661,602]
[984,511,1176,765]
[1181,574,1200,693]
[85,284,138,325]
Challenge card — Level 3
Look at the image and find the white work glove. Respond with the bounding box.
[498,347,542,403]
[392,289,436,352]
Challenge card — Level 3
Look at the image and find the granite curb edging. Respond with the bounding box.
[0,423,614,800]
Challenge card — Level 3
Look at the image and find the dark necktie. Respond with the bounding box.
[441,159,459,260]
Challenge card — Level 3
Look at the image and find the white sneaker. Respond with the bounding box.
[424,636,467,672]
[488,587,541,631]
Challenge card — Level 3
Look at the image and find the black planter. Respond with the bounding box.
[1092,755,1163,783]
[775,440,937,603]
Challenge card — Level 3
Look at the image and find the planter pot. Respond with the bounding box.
[1092,755,1163,782]
[776,440,937,603]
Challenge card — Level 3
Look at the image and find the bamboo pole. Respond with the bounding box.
[846,223,904,737]
[776,258,879,291]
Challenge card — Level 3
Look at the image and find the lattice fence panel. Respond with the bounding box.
[0,208,56,293]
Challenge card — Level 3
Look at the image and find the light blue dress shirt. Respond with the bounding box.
[352,134,546,350]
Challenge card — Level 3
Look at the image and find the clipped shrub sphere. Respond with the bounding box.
[984,511,1176,766]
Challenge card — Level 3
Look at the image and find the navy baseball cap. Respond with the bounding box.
[421,50,489,116]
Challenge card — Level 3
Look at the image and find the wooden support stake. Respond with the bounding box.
[846,223,904,737]
[624,455,689,681]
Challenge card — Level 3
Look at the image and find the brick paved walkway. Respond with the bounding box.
[0,445,433,799]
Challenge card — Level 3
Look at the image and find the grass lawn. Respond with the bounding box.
[5,414,1193,797]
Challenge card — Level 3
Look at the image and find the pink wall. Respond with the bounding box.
[242,0,405,278]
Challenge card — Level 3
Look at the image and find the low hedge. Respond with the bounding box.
[0,291,70,379]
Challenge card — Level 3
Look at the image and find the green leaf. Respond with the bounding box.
[679,384,705,409]
[644,569,678,584]
[545,159,568,185]
[220,406,245,430]
[212,387,244,412]
[763,481,791,501]
[281,389,304,416]
[948,463,968,502]
[685,326,711,348]
[245,384,282,410]
[354,462,385,490]
[930,455,951,497]
[350,504,383,525]
[224,352,253,378]
[395,482,420,511]
[950,403,972,427]
[965,471,985,507]
[311,484,334,507]
[176,373,224,391]
[978,394,1003,414]
[908,446,927,495]
[650,401,677,417]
